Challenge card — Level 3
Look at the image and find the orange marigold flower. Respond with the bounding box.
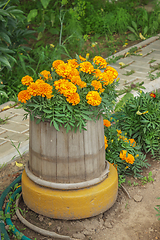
[67,59,79,68]
[150,92,156,98]
[128,138,136,147]
[119,150,127,160]
[79,61,94,74]
[18,90,31,103]
[112,163,118,170]
[27,80,53,99]
[70,75,82,86]
[54,79,77,97]
[86,91,102,106]
[104,136,108,149]
[79,80,87,88]
[66,92,80,105]
[117,129,122,135]
[125,153,135,164]
[21,75,33,86]
[67,68,80,81]
[79,55,86,61]
[40,70,51,80]
[93,56,107,69]
[103,119,111,127]
[91,80,103,91]
[94,69,103,80]
[104,66,118,79]
[27,82,38,96]
[52,60,64,69]
[101,71,114,85]
[56,63,72,78]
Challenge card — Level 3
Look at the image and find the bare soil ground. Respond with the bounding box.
[1,153,160,240]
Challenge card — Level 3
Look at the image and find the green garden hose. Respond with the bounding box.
[0,174,31,240]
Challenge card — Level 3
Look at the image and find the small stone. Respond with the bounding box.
[104,221,113,228]
[5,225,9,231]
[38,215,44,221]
[72,232,85,239]
[133,194,143,202]
[12,215,17,220]
[57,226,61,232]
[83,229,94,235]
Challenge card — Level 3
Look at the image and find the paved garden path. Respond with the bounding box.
[0,35,160,166]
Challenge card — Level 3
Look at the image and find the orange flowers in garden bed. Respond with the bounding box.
[18,54,119,132]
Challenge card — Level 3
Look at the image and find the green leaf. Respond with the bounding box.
[36,118,41,124]
[0,56,11,68]
[53,120,60,131]
[132,21,138,32]
[18,54,27,73]
[43,109,53,113]
[0,9,10,16]
[0,32,11,44]
[0,46,14,53]
[143,26,148,36]
[27,9,38,22]
[40,0,51,9]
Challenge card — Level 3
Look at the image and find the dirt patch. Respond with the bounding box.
[1,153,160,240]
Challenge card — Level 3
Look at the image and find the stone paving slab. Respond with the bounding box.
[0,35,160,166]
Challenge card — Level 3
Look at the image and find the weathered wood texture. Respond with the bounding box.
[29,116,106,183]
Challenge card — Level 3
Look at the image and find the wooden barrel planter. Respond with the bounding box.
[29,116,105,183]
[22,116,118,219]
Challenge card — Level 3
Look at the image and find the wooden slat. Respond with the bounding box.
[68,129,85,182]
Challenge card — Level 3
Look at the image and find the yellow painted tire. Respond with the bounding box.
[22,162,118,220]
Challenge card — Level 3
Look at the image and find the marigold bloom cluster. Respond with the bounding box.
[18,55,118,114]
[119,150,135,164]
[21,75,33,86]
[104,136,108,149]
[93,56,107,68]
[54,79,80,105]
[103,119,111,127]
[40,70,51,80]
[79,61,94,74]
[18,90,31,103]
[27,80,53,99]
[18,78,53,103]
[86,91,102,106]
[91,80,103,91]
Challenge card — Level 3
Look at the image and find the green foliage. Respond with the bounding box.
[114,91,160,157]
[155,197,160,221]
[0,0,34,69]
[141,171,154,185]
[104,121,150,178]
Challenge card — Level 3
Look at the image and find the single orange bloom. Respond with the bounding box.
[119,150,127,160]
[103,119,111,127]
[150,92,156,98]
[18,90,31,103]
[128,139,136,147]
[79,55,86,61]
[21,75,33,86]
[93,56,107,68]
[79,62,94,74]
[86,91,102,106]
[40,70,51,80]
[66,93,80,105]
[52,60,64,69]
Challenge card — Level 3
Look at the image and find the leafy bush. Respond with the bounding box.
[104,119,149,179]
[113,91,160,157]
